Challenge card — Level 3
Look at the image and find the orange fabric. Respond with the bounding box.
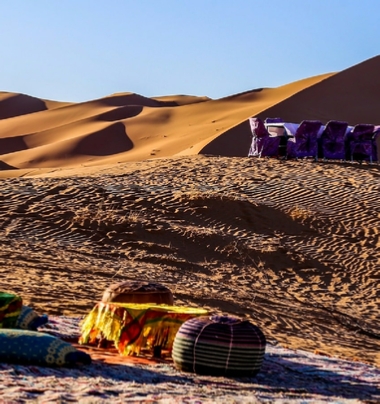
[74,343,172,365]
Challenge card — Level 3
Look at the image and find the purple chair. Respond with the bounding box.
[319,120,348,160]
[371,127,380,163]
[265,118,289,158]
[264,117,284,124]
[248,117,282,158]
[287,120,323,160]
[347,124,375,163]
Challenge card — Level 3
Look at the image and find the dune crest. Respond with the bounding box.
[257,55,380,125]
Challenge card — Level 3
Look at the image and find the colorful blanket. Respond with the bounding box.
[0,292,23,328]
[0,315,378,402]
[79,302,208,356]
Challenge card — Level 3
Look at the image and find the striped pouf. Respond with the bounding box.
[172,315,266,377]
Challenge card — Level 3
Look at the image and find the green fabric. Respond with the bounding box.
[0,292,23,329]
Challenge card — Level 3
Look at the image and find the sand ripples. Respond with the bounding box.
[0,156,379,365]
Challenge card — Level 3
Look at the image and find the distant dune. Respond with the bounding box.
[256,55,380,125]
[1,56,379,173]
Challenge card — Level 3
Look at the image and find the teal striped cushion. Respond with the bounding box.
[172,315,266,376]
[15,306,48,330]
[0,329,91,367]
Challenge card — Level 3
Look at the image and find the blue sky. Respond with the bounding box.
[0,0,379,102]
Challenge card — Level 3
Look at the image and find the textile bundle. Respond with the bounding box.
[79,302,208,356]
[0,292,23,328]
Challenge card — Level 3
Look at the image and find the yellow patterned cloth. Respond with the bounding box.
[79,302,208,356]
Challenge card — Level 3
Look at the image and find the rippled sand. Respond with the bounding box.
[1,156,379,366]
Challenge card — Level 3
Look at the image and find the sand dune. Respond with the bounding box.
[256,55,380,125]
[1,57,379,171]
[0,72,333,170]
[0,56,379,373]
[0,92,72,120]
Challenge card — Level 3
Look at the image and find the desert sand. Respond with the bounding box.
[0,56,379,401]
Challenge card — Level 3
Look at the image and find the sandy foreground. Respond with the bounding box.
[0,55,379,402]
[1,155,379,364]
[0,156,379,402]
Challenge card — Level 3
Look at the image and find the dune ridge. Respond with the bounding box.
[256,55,380,125]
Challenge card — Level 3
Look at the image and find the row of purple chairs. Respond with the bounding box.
[248,118,380,163]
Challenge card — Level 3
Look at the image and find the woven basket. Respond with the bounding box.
[172,315,266,376]
[101,281,174,305]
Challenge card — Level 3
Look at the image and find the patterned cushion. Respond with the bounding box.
[0,329,91,367]
[102,281,174,305]
[172,315,266,377]
[16,305,49,330]
[0,292,23,328]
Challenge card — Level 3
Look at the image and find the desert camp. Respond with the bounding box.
[0,52,379,402]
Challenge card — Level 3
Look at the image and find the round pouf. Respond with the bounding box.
[172,315,266,377]
[101,281,174,305]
